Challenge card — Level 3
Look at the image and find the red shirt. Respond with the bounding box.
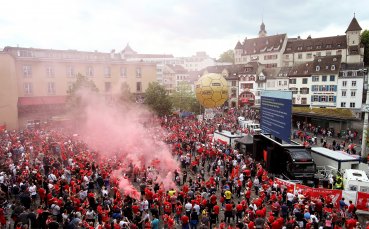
[181,215,189,224]
[225,203,233,212]
[248,221,255,229]
[236,204,243,212]
[213,205,220,215]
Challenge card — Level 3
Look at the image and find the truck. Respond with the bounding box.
[253,133,316,180]
[213,130,245,148]
[310,147,361,171]
[343,169,369,192]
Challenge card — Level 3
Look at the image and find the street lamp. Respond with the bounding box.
[360,68,369,159]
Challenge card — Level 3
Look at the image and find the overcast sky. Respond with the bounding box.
[1,0,369,59]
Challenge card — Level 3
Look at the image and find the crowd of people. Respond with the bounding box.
[0,108,367,229]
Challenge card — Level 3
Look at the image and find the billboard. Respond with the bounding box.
[260,90,292,143]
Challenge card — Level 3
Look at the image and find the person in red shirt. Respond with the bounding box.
[236,202,244,222]
[181,214,189,229]
[345,217,358,229]
[224,202,233,224]
[164,201,172,215]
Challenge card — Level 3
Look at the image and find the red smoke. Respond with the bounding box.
[69,89,179,198]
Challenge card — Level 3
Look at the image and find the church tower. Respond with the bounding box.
[258,21,267,38]
[345,15,363,63]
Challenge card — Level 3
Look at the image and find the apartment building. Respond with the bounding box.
[0,46,157,129]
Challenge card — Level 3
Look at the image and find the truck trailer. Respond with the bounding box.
[310,147,361,171]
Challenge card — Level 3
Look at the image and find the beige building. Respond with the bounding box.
[0,46,157,129]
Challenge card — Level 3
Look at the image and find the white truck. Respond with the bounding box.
[310,147,361,171]
[213,130,245,148]
[343,169,369,192]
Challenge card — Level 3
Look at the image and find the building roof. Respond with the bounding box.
[238,34,287,55]
[288,62,314,77]
[284,35,347,54]
[259,67,281,80]
[235,41,243,49]
[122,43,137,54]
[167,64,188,74]
[311,55,342,75]
[346,16,362,32]
[276,67,292,78]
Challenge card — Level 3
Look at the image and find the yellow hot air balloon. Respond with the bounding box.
[195,73,228,108]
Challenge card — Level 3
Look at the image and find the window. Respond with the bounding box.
[67,66,75,77]
[300,88,309,94]
[302,78,308,84]
[120,67,127,78]
[316,52,321,56]
[330,75,335,81]
[231,89,237,97]
[105,82,112,92]
[322,75,327,82]
[312,85,319,91]
[298,54,302,59]
[136,67,142,77]
[46,66,54,77]
[285,54,289,59]
[312,95,319,102]
[291,87,298,94]
[328,96,334,102]
[342,91,346,97]
[86,66,94,77]
[331,65,335,70]
[351,91,356,97]
[316,45,321,49]
[301,98,307,104]
[352,81,356,87]
[231,81,236,87]
[23,65,32,77]
[104,67,111,77]
[326,51,331,56]
[320,96,327,102]
[24,83,33,95]
[136,82,142,92]
[342,81,347,87]
[350,102,355,108]
[326,44,332,48]
[316,66,320,71]
[297,46,302,51]
[47,82,55,94]
[306,53,312,59]
[341,102,346,108]
[312,76,319,82]
[289,79,296,84]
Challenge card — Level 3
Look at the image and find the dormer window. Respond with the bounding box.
[326,44,332,48]
[316,66,320,71]
[318,59,322,62]
[337,44,341,48]
[333,57,337,61]
[316,45,321,49]
[331,65,335,70]
[297,46,303,51]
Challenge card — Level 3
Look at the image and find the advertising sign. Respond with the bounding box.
[295,184,342,208]
[261,90,292,143]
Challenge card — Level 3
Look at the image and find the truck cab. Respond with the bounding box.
[253,133,316,180]
[343,169,369,192]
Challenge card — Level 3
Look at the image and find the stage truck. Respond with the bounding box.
[253,133,316,181]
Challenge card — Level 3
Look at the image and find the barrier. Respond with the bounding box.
[275,178,368,212]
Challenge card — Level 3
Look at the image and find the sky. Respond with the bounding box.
[1,0,369,59]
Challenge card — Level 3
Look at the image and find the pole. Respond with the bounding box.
[361,87,369,159]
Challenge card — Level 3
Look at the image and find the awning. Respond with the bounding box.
[18,96,67,106]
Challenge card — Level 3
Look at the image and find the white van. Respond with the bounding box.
[245,123,262,134]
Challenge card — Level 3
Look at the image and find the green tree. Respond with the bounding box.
[119,82,135,103]
[144,82,172,116]
[66,73,99,110]
[170,81,203,114]
[217,49,234,63]
[362,30,369,66]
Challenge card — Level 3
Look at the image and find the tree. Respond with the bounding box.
[144,82,172,116]
[170,81,203,114]
[119,82,135,103]
[66,73,99,110]
[361,30,369,66]
[217,49,234,63]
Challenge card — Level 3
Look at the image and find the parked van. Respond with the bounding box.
[343,169,369,192]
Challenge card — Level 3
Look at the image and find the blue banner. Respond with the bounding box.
[260,91,292,143]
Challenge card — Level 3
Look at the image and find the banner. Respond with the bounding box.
[342,190,357,207]
[295,184,342,208]
[357,192,369,211]
[275,178,296,193]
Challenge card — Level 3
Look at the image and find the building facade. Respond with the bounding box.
[0,46,157,129]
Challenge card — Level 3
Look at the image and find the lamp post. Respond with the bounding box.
[361,68,369,159]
